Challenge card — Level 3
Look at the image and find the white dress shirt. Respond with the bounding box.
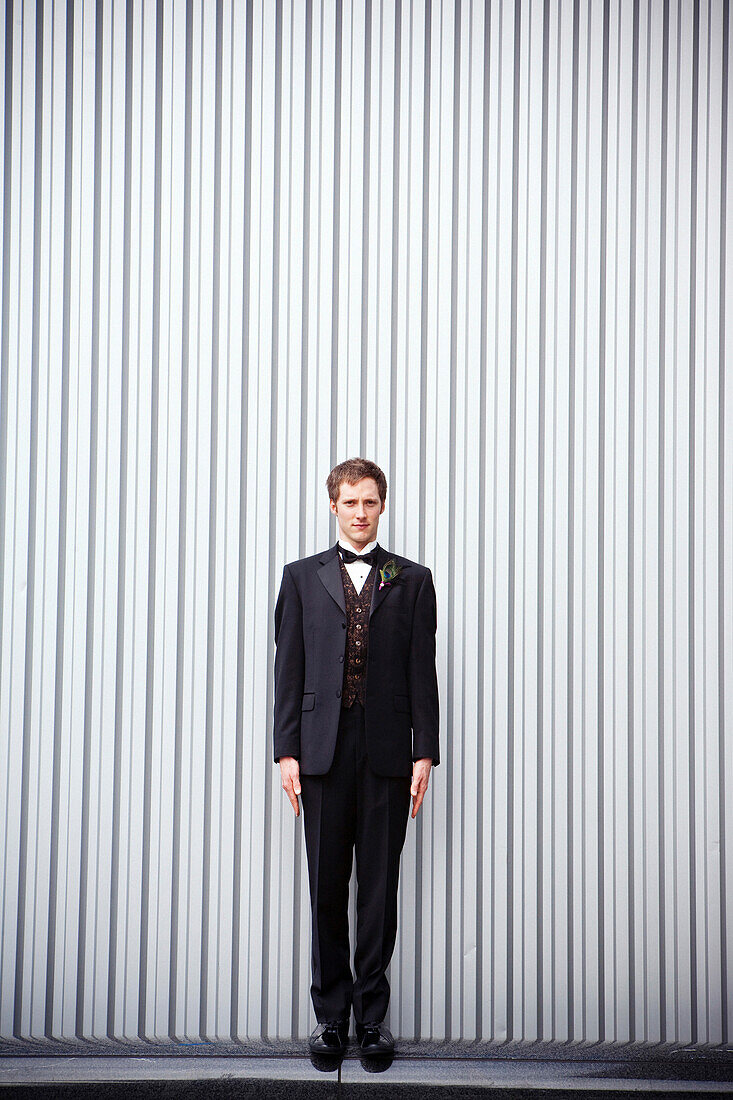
[337,538,378,595]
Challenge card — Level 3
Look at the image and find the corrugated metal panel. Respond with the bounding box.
[0,0,730,1045]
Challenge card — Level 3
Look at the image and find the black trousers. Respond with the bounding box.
[300,700,411,1025]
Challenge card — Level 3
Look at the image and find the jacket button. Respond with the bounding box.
[336,689,341,698]
[341,622,346,628]
[338,655,344,662]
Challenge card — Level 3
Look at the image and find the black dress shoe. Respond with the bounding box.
[308,1020,349,1054]
[356,1022,395,1055]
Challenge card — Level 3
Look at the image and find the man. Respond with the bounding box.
[273,457,439,1057]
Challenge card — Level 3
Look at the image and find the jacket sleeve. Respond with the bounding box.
[407,567,440,766]
[273,564,305,762]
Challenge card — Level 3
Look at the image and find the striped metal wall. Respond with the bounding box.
[0,0,731,1046]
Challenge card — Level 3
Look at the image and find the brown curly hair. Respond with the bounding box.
[326,458,387,505]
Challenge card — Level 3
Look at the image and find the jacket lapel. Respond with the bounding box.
[370,544,402,618]
[317,545,346,615]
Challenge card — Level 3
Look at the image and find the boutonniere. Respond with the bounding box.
[378,559,403,590]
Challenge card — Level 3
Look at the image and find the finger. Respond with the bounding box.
[282,778,300,816]
[411,788,425,818]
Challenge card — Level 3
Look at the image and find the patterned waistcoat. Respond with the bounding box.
[339,558,376,706]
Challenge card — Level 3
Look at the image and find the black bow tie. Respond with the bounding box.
[339,545,379,566]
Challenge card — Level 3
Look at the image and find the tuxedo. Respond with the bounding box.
[273,540,439,1025]
[274,541,439,775]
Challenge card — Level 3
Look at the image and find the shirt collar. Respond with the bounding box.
[338,537,378,558]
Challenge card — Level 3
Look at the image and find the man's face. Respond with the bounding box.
[330,477,385,550]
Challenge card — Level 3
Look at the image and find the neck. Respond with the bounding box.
[338,535,377,553]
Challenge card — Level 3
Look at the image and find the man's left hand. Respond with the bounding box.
[410,758,433,818]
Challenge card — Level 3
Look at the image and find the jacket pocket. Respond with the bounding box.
[393,693,410,714]
[301,692,315,711]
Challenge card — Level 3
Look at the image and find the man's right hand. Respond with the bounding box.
[279,756,301,817]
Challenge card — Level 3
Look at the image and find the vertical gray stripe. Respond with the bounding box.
[687,0,700,1044]
[566,0,580,1038]
[388,0,401,540]
[107,0,134,1039]
[44,0,74,1040]
[548,0,558,1040]
[506,0,522,1038]
[626,0,641,1039]
[136,0,164,1040]
[581,0,593,1036]
[673,0,682,1033]
[703,0,712,1036]
[475,0,492,1043]
[329,0,342,467]
[231,0,253,1039]
[168,0,194,1040]
[0,0,12,1029]
[193,0,207,1031]
[657,0,670,1043]
[443,0,462,1038]
[490,0,504,1039]
[416,0,429,567]
[231,0,254,1038]
[535,0,550,1042]
[299,0,312,556]
[597,0,611,1039]
[76,0,105,1039]
[261,0,284,1037]
[290,0,305,1040]
[199,0,224,1039]
[641,0,653,1044]
[717,0,729,1048]
[13,0,43,1038]
[359,0,371,452]
[414,0,432,1037]
[0,5,12,645]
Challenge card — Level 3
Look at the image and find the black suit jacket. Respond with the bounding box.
[273,542,439,777]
